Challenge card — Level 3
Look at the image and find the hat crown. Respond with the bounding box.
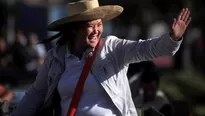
[67,0,99,16]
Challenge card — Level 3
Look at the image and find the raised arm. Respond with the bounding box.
[111,8,191,66]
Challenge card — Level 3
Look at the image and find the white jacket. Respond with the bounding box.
[11,33,182,116]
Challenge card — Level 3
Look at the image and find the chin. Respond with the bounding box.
[86,41,98,48]
[89,43,97,48]
[86,39,99,48]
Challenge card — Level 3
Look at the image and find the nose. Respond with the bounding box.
[92,26,98,34]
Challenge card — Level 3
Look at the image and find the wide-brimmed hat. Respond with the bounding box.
[48,0,123,31]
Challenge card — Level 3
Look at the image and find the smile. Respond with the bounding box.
[88,36,98,42]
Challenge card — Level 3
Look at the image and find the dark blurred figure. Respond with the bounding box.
[0,2,9,69]
[0,1,7,38]
[25,33,39,75]
[190,38,205,75]
[133,61,173,116]
[0,39,12,69]
[0,85,16,116]
[26,32,46,74]
[128,62,146,100]
[0,39,17,85]
[25,32,47,78]
[11,30,29,71]
[171,100,192,116]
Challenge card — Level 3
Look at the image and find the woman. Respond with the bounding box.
[11,0,191,116]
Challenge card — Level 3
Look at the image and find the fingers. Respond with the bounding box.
[184,8,190,22]
[181,8,187,21]
[178,8,191,21]
[177,8,184,21]
[172,18,177,27]
[180,8,191,26]
[186,17,192,26]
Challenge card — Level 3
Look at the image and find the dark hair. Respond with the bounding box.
[56,22,77,46]
[41,21,87,46]
[56,30,75,46]
[56,21,90,46]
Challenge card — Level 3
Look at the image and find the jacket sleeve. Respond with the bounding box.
[108,33,182,65]
[10,52,52,116]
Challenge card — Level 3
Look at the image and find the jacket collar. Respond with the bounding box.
[52,45,67,64]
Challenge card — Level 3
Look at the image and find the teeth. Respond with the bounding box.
[89,35,97,39]
[89,37,97,42]
[89,37,96,39]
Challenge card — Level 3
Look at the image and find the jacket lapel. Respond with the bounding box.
[40,45,67,115]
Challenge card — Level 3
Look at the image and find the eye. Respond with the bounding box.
[87,25,94,28]
[97,23,102,27]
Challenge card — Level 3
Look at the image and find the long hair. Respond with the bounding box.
[40,21,87,46]
[56,29,75,46]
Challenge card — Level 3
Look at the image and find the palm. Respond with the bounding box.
[171,8,191,40]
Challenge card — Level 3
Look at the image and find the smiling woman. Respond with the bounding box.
[11,0,191,116]
[72,19,103,57]
[48,19,103,59]
[70,19,103,48]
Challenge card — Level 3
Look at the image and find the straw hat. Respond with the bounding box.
[48,0,123,31]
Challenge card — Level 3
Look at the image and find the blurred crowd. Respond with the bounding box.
[0,30,46,85]
[0,0,205,116]
[128,61,193,116]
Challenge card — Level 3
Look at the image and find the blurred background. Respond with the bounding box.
[0,0,205,116]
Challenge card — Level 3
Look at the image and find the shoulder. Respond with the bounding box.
[43,47,59,66]
[46,45,65,57]
[44,45,66,64]
[102,35,123,47]
[104,35,121,42]
[46,47,56,58]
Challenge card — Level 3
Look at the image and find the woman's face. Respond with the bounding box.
[75,19,103,48]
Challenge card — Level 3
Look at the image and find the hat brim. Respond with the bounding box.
[47,5,123,31]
